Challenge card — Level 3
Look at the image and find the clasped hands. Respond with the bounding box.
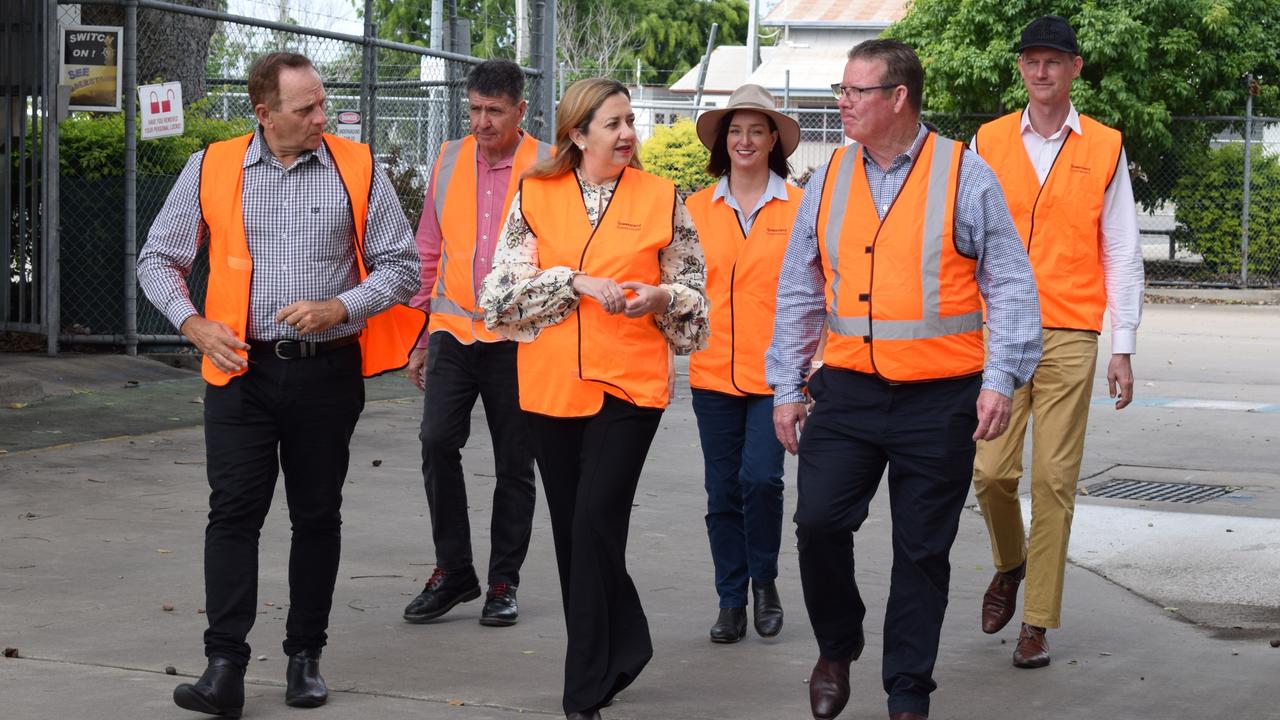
[180,299,349,374]
[571,274,670,317]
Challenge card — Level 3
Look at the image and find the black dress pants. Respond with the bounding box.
[201,343,364,666]
[794,367,980,718]
[526,394,663,715]
[420,331,536,586]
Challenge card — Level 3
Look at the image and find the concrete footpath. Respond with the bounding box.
[2,302,1279,719]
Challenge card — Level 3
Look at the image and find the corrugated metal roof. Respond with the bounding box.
[763,0,908,27]
[668,45,778,94]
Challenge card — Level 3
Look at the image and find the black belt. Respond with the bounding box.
[248,334,360,360]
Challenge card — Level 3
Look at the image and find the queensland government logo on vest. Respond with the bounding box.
[617,221,643,231]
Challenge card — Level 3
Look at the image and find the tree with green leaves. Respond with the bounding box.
[358,0,747,85]
[888,0,1280,207]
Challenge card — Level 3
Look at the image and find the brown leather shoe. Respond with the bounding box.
[1013,623,1050,668]
[809,656,851,719]
[980,562,1025,634]
[889,713,928,720]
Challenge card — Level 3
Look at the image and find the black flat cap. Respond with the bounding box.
[1016,15,1079,55]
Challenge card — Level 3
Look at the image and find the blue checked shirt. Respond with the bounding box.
[138,128,420,342]
[764,124,1042,404]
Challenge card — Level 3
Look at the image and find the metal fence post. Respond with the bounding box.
[123,0,139,355]
[1241,75,1255,287]
[360,0,375,149]
[43,0,60,355]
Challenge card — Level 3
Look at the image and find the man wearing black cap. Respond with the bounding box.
[970,15,1144,669]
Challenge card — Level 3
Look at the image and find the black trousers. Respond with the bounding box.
[526,395,663,715]
[794,367,980,718]
[201,343,364,666]
[420,331,536,586]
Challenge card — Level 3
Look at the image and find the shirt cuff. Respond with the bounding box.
[166,301,200,335]
[1111,329,1137,355]
[773,385,807,405]
[334,292,366,325]
[981,367,1016,399]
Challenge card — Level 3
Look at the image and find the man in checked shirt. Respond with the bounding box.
[764,40,1042,720]
[138,52,422,717]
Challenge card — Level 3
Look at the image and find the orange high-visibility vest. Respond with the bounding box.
[687,181,802,396]
[975,111,1122,332]
[817,132,984,382]
[516,168,677,417]
[198,132,426,386]
[428,133,552,343]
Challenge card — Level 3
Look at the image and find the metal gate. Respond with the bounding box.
[2,0,58,351]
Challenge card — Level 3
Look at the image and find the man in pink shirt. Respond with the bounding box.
[402,60,551,627]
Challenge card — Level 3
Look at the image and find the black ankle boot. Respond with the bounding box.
[173,656,245,717]
[709,606,747,643]
[285,648,328,708]
[752,579,784,637]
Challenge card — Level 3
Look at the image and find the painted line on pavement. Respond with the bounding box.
[1092,396,1280,412]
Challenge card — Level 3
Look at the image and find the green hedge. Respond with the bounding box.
[1172,143,1280,279]
[58,106,249,335]
[59,104,253,179]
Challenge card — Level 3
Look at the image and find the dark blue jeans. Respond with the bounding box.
[794,367,980,718]
[691,388,786,608]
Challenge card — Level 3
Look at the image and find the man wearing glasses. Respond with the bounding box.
[970,15,1143,670]
[766,39,1042,720]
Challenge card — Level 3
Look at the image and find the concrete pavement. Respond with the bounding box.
[2,302,1279,719]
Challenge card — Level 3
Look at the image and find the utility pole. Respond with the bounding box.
[515,0,528,64]
[747,0,759,71]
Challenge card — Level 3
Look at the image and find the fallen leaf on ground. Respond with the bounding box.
[8,403,27,409]
[157,549,172,554]
[165,666,176,675]
[3,648,18,658]
[162,604,174,612]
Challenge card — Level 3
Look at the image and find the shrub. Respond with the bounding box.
[639,119,712,193]
[59,101,253,179]
[1171,143,1280,280]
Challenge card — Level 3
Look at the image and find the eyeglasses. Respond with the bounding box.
[830,83,900,102]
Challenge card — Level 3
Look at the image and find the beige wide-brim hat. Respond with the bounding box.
[695,84,801,158]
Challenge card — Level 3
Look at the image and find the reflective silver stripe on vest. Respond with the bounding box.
[822,144,860,310]
[432,140,467,304]
[431,293,484,321]
[826,136,982,340]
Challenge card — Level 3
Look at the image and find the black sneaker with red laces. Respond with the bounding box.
[479,583,519,626]
[403,567,481,623]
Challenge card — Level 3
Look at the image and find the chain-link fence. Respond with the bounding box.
[632,99,1280,288]
[52,0,550,351]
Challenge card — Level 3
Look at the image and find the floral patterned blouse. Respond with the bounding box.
[478,169,710,355]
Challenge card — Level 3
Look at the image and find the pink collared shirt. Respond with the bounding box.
[410,135,521,348]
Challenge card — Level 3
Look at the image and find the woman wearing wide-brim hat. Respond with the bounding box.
[685,84,804,644]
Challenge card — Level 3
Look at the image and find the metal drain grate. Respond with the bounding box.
[1081,479,1240,504]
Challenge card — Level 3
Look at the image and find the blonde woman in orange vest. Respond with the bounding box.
[137,53,422,717]
[971,15,1144,670]
[478,78,708,720]
[685,84,803,644]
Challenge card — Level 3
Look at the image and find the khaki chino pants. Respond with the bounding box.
[973,329,1099,629]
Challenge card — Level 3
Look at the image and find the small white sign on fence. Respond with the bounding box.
[138,81,184,140]
[336,110,362,142]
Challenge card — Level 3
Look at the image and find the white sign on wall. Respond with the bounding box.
[336,110,362,142]
[138,81,184,140]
